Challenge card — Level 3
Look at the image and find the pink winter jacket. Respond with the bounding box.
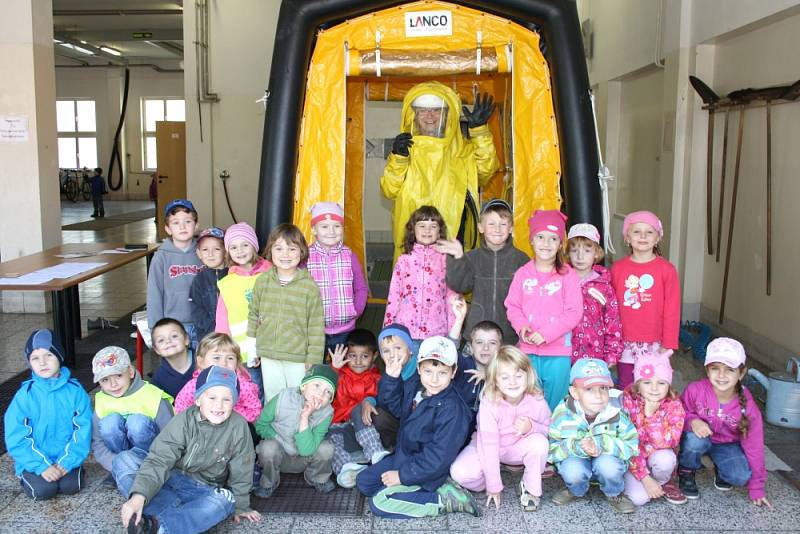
[622,387,684,480]
[383,243,457,339]
[173,367,263,423]
[214,258,272,334]
[504,261,583,356]
[476,394,551,493]
[681,378,767,500]
[571,266,623,364]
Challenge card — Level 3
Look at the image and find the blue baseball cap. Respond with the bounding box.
[24,329,65,364]
[194,365,240,404]
[197,226,224,243]
[164,199,196,218]
[570,358,613,388]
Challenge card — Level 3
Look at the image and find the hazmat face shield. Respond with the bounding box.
[411,94,448,138]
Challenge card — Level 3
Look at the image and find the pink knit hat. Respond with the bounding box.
[224,222,259,251]
[634,349,674,384]
[622,210,663,238]
[704,337,746,369]
[310,202,344,226]
[528,210,567,240]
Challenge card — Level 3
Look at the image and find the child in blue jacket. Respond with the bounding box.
[356,336,479,519]
[3,330,92,500]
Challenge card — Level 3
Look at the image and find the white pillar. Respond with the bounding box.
[0,0,59,312]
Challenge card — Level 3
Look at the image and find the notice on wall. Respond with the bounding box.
[0,116,29,142]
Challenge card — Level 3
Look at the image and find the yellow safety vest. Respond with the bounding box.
[95,382,173,420]
[218,272,261,363]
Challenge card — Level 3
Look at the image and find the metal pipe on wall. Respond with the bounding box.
[195,0,219,103]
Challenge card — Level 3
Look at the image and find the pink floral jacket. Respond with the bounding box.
[383,243,457,339]
[571,265,623,365]
[174,367,263,423]
[622,386,685,480]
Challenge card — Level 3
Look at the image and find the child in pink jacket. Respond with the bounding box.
[173,333,262,423]
[504,210,583,410]
[450,346,551,512]
[622,349,686,506]
[383,206,456,339]
[566,223,622,367]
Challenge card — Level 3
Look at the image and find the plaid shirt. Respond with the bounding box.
[307,242,357,333]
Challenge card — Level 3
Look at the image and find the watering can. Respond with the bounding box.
[747,357,800,429]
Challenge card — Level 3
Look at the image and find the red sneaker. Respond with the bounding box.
[662,480,687,505]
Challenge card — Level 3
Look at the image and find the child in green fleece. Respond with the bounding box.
[254,365,338,497]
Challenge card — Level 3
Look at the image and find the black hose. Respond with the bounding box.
[107,67,130,191]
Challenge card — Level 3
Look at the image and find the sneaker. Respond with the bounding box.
[253,483,277,499]
[500,463,525,473]
[541,464,556,479]
[337,462,367,489]
[127,514,159,534]
[607,494,635,514]
[714,470,733,491]
[678,470,700,499]
[306,476,336,494]
[371,450,390,464]
[551,488,579,506]
[437,479,481,517]
[519,480,540,512]
[662,480,687,505]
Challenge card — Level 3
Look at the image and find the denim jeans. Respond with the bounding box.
[557,454,627,497]
[678,432,752,487]
[113,449,235,534]
[98,413,160,454]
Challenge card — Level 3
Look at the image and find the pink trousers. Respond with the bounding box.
[623,449,676,506]
[450,433,549,496]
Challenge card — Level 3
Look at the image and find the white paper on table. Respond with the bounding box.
[36,262,107,279]
[55,253,93,259]
[0,272,54,285]
[100,249,133,254]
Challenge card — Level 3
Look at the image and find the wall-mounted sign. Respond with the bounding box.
[405,10,452,37]
[0,116,28,142]
[132,32,153,39]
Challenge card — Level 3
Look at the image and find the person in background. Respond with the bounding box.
[90,167,106,218]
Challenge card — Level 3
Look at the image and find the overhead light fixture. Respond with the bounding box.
[59,42,95,55]
[100,46,122,56]
[80,40,88,44]
[53,38,62,43]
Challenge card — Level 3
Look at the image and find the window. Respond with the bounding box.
[56,100,97,169]
[142,98,185,170]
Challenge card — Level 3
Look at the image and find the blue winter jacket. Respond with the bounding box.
[377,372,471,491]
[3,368,92,476]
[189,266,228,341]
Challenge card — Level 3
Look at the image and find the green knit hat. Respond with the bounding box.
[301,364,338,395]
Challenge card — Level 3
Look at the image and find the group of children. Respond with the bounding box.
[3,196,772,533]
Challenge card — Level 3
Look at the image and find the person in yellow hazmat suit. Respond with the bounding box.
[381,81,500,261]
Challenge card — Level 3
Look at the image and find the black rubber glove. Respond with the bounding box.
[392,132,414,156]
[462,92,496,128]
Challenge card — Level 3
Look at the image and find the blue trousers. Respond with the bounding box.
[356,455,440,518]
[324,331,351,363]
[529,354,572,411]
[557,454,626,497]
[678,432,752,487]
[113,449,235,534]
[245,364,265,405]
[19,466,84,501]
[98,413,160,455]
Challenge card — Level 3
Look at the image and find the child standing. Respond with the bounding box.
[247,223,325,401]
[548,358,638,514]
[306,202,369,355]
[89,167,106,218]
[147,199,204,348]
[117,366,261,533]
[622,350,686,506]
[505,209,583,410]
[356,336,479,519]
[149,317,195,398]
[678,338,771,509]
[91,346,173,477]
[611,211,680,389]
[190,227,228,342]
[173,333,262,423]
[438,198,529,346]
[216,222,271,400]
[450,346,551,512]
[567,223,623,369]
[254,365,339,497]
[4,330,91,501]
[327,329,389,488]
[383,205,457,340]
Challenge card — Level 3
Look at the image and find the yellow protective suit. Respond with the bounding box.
[381,81,500,261]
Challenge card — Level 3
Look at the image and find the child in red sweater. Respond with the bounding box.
[611,211,680,389]
[326,329,388,488]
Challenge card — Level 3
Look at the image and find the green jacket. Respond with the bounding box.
[129,405,254,514]
[247,267,325,364]
[255,387,333,457]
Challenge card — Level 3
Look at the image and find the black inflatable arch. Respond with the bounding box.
[256,0,601,242]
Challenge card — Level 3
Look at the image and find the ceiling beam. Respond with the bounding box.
[54,30,183,41]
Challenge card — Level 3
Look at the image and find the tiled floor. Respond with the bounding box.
[0,200,798,533]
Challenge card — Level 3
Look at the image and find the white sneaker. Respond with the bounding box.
[336,463,367,488]
[371,450,390,465]
[520,480,540,512]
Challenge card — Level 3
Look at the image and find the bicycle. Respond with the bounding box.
[59,168,92,203]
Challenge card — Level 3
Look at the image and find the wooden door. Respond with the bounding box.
[155,121,187,240]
